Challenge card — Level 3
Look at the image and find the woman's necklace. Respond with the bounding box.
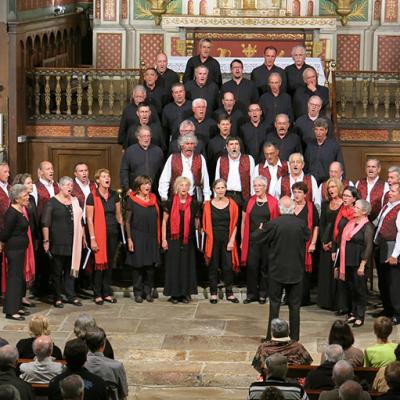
[256,197,266,206]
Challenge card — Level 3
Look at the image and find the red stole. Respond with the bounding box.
[170,195,192,244]
[22,207,35,286]
[240,194,280,265]
[219,155,251,200]
[203,198,240,271]
[321,179,350,202]
[72,181,96,209]
[91,189,108,270]
[171,153,202,195]
[333,205,355,242]
[281,175,313,202]
[0,186,10,230]
[258,161,288,192]
[36,180,59,217]
[378,203,400,241]
[304,201,314,273]
[383,191,390,206]
[357,178,385,220]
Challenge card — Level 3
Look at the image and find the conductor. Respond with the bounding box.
[265,196,310,341]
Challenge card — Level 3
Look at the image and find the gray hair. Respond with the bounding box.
[74,314,97,339]
[339,380,363,400]
[0,385,20,400]
[270,319,289,339]
[192,98,207,108]
[314,117,329,130]
[366,158,381,167]
[324,344,344,363]
[179,120,195,133]
[253,176,268,188]
[308,95,322,106]
[32,336,53,361]
[59,176,73,187]
[178,133,198,148]
[289,153,304,164]
[9,184,27,204]
[278,197,295,215]
[303,67,317,80]
[265,354,288,379]
[132,84,146,96]
[269,72,282,84]
[388,166,400,176]
[355,199,371,216]
[275,113,289,124]
[135,125,151,139]
[0,345,18,370]
[291,45,306,56]
[195,65,209,74]
[333,360,354,387]
[60,374,84,400]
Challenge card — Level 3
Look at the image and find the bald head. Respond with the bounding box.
[279,196,295,215]
[339,380,363,400]
[0,345,18,370]
[33,335,53,361]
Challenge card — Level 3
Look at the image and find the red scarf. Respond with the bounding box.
[241,194,280,265]
[305,201,314,273]
[92,189,108,271]
[203,198,240,271]
[339,216,369,281]
[22,207,35,286]
[333,205,355,241]
[129,192,161,245]
[170,195,192,244]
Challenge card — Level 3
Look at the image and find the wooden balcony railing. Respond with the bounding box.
[27,67,143,120]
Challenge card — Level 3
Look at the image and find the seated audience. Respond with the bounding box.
[73,314,114,359]
[364,317,397,368]
[373,344,400,393]
[321,320,364,368]
[319,360,371,400]
[49,339,107,400]
[305,344,344,390]
[0,345,33,400]
[338,380,368,400]
[261,387,285,400]
[252,319,313,374]
[380,361,400,400]
[84,327,128,400]
[17,315,63,360]
[0,385,21,400]
[20,335,63,384]
[248,353,308,400]
[60,374,84,400]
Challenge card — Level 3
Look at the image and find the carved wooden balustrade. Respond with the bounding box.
[27,67,143,120]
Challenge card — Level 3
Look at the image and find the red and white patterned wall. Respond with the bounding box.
[336,34,360,71]
[96,33,122,69]
[378,36,400,72]
[17,0,78,11]
[140,34,164,68]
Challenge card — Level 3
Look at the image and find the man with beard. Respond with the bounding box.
[213,92,245,137]
[168,120,205,156]
[266,114,302,161]
[154,52,179,94]
[188,98,217,146]
[158,133,211,202]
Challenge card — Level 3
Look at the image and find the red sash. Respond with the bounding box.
[281,175,313,202]
[305,201,314,273]
[357,178,385,220]
[72,181,96,209]
[219,155,251,200]
[170,195,192,244]
[91,189,108,270]
[258,161,288,192]
[36,180,59,217]
[0,186,10,230]
[171,153,202,195]
[378,203,400,241]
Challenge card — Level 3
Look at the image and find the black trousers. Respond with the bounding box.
[3,249,25,315]
[302,270,311,305]
[267,279,302,341]
[246,241,269,300]
[208,237,234,296]
[132,266,155,297]
[375,247,393,316]
[388,264,400,318]
[345,265,368,320]
[32,246,51,297]
[52,255,76,302]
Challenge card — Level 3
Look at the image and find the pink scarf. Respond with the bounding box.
[70,197,84,277]
[339,216,369,281]
[22,207,35,286]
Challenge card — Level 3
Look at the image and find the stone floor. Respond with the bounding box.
[0,288,398,399]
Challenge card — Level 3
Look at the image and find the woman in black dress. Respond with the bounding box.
[125,175,160,303]
[162,176,198,304]
[337,199,374,327]
[292,181,319,306]
[0,184,30,320]
[240,176,280,304]
[42,176,84,308]
[203,179,239,304]
[317,177,343,310]
[86,168,122,305]
[332,186,360,316]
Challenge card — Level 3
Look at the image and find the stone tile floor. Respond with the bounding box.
[0,289,397,399]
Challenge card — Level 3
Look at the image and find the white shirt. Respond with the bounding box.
[75,178,91,200]
[158,153,211,201]
[355,176,389,203]
[374,200,400,258]
[274,172,321,208]
[32,178,57,205]
[254,159,283,195]
[0,181,9,197]
[215,154,255,195]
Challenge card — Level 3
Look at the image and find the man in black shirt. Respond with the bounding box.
[213,92,246,137]
[143,67,169,117]
[266,114,302,161]
[120,125,164,192]
[162,83,193,141]
[188,98,217,146]
[168,119,205,156]
[251,46,287,95]
[259,72,293,130]
[221,59,259,112]
[284,45,313,96]
[185,65,219,115]
[183,38,222,87]
[155,52,179,94]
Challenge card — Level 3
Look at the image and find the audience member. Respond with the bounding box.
[59,374,84,400]
[338,380,367,400]
[373,344,400,393]
[0,385,21,400]
[380,361,400,400]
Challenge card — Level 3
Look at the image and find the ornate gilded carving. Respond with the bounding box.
[76,75,83,116]
[241,44,257,58]
[361,78,368,118]
[44,76,50,115]
[384,86,390,119]
[55,76,61,115]
[217,48,231,57]
[34,75,40,116]
[194,32,305,40]
[66,76,72,116]
[329,0,357,25]
[108,79,114,115]
[145,0,175,25]
[98,79,104,115]
[87,75,93,116]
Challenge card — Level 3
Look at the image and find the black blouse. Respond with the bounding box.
[246,201,270,233]
[344,222,374,267]
[86,190,120,233]
[0,207,29,250]
[295,203,320,227]
[211,204,230,241]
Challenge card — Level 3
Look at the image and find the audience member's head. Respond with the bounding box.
[0,384,20,400]
[32,335,53,361]
[265,354,288,379]
[0,345,18,371]
[339,380,364,400]
[385,361,400,392]
[260,386,285,400]
[74,314,97,340]
[324,344,344,363]
[374,317,393,342]
[63,339,88,371]
[328,320,355,351]
[29,315,51,338]
[332,360,354,387]
[85,327,106,354]
[60,374,84,400]
[270,319,290,340]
